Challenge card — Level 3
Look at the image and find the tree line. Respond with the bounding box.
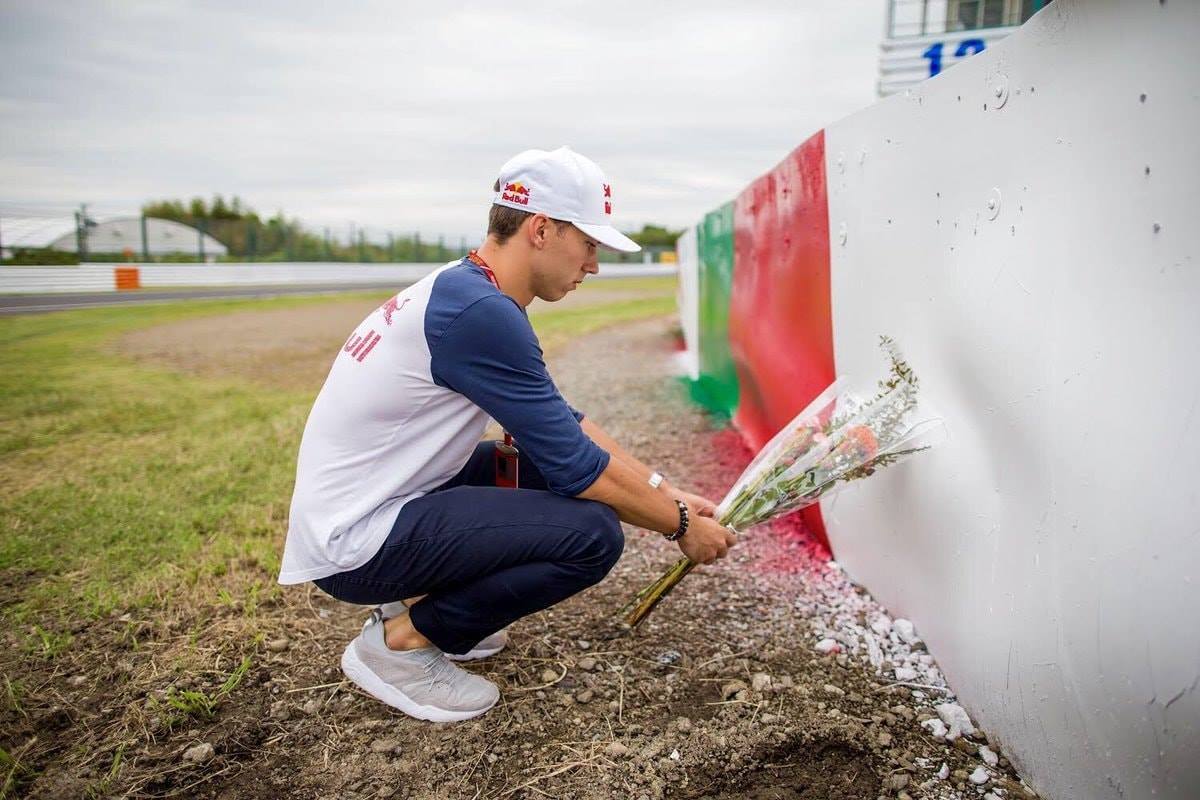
[140,195,681,262]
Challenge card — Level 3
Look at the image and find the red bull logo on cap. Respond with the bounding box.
[603,184,612,215]
[501,181,531,205]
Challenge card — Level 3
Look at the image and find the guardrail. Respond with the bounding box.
[0,262,677,294]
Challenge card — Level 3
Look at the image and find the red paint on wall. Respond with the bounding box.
[729,129,836,550]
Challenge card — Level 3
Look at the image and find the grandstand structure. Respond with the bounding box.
[0,214,227,262]
[879,0,1053,96]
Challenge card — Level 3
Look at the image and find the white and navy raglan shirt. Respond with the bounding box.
[278,258,611,584]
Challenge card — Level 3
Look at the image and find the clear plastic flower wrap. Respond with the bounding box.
[621,337,944,628]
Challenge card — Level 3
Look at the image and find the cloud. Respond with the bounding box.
[0,0,882,238]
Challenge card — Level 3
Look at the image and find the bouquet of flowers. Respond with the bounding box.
[621,336,941,627]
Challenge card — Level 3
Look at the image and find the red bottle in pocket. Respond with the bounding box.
[494,432,519,489]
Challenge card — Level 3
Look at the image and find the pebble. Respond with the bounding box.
[669,749,681,761]
[937,762,949,779]
[67,675,87,687]
[181,742,214,764]
[969,766,991,785]
[894,666,919,682]
[370,738,398,754]
[266,638,290,653]
[302,698,321,715]
[822,683,845,697]
[979,744,999,767]
[877,731,893,747]
[936,702,976,740]
[721,680,748,700]
[577,656,597,671]
[952,737,978,755]
[760,713,777,724]
[888,772,910,790]
[750,673,772,692]
[893,618,920,645]
[815,638,840,654]
[540,668,558,684]
[574,689,594,704]
[605,742,629,758]
[920,718,948,739]
[675,717,692,733]
[870,616,892,636]
[656,649,682,666]
[577,639,591,650]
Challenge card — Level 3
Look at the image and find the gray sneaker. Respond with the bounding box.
[365,601,508,662]
[341,616,500,722]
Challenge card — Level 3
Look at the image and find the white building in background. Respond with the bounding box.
[0,215,227,261]
[879,0,1053,96]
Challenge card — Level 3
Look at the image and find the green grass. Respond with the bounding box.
[0,278,676,624]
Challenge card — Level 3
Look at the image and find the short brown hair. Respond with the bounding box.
[488,183,571,244]
[487,203,532,245]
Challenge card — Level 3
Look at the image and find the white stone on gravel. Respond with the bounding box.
[750,673,772,692]
[814,638,840,654]
[920,718,948,739]
[863,631,884,671]
[936,702,976,740]
[979,744,999,767]
[870,616,892,636]
[893,618,920,645]
[182,742,214,764]
[937,762,950,779]
[969,766,990,785]
[894,666,919,682]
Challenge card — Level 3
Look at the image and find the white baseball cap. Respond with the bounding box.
[492,146,641,253]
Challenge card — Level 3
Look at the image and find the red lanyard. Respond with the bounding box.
[467,249,500,290]
[469,249,517,475]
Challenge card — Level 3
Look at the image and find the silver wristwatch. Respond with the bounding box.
[648,471,665,489]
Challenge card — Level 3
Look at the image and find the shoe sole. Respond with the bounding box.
[340,642,498,722]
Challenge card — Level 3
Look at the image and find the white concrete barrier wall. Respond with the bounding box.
[135,262,437,287]
[0,263,676,294]
[0,266,116,293]
[823,1,1198,798]
[674,228,701,380]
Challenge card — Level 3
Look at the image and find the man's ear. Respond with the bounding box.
[526,213,551,250]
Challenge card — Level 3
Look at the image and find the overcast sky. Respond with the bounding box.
[0,1,884,240]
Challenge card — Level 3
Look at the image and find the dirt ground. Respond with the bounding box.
[3,306,1041,799]
[114,285,654,392]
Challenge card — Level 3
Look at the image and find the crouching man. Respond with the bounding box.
[277,147,736,721]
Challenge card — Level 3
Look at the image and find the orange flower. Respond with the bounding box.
[834,425,879,462]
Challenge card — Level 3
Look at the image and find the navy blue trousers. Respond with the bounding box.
[314,442,624,654]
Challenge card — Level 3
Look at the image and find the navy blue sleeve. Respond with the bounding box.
[429,295,609,495]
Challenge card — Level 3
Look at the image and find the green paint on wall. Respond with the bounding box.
[690,202,739,417]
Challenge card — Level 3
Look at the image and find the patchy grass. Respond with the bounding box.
[0,277,676,626]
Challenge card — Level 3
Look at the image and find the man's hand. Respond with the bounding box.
[665,485,719,518]
[679,514,737,565]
